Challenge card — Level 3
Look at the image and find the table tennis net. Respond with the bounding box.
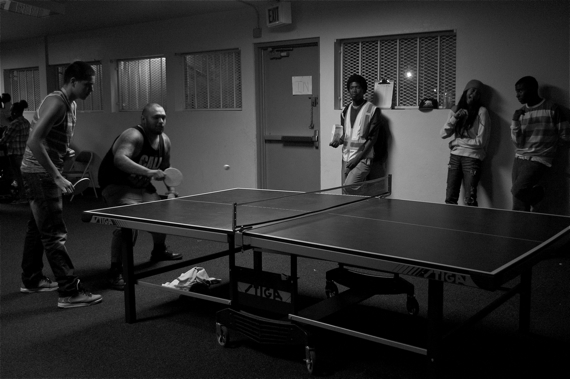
[233,175,391,231]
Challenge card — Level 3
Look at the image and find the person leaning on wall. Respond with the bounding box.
[440,80,491,207]
[330,74,382,195]
[510,76,570,212]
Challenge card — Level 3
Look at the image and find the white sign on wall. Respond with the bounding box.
[292,76,312,95]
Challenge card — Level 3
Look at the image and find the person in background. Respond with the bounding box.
[0,93,13,185]
[330,74,381,194]
[0,100,31,203]
[1,93,12,124]
[19,61,102,308]
[98,103,181,291]
[510,76,569,212]
[440,80,491,206]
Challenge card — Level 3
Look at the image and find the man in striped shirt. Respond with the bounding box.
[510,76,570,211]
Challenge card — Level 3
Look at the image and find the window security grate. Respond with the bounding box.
[341,32,456,108]
[118,57,166,111]
[6,67,41,111]
[184,50,242,110]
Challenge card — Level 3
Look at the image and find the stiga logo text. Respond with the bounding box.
[421,269,469,285]
[237,282,291,303]
[92,216,117,226]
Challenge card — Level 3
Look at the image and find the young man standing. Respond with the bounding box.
[98,103,181,290]
[510,76,569,211]
[20,61,102,308]
[330,74,381,194]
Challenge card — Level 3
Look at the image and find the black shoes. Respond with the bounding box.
[150,248,182,262]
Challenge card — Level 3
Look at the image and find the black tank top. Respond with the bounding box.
[98,125,165,190]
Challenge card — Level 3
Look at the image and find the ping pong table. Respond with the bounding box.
[83,184,570,373]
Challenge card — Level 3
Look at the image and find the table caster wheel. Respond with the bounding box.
[304,346,317,374]
[406,296,419,316]
[216,323,230,347]
[325,280,338,298]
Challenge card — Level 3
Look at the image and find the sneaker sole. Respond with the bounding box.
[20,287,59,294]
[58,298,103,309]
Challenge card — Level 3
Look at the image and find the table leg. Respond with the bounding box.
[519,270,532,333]
[427,279,443,364]
[121,228,136,323]
[228,235,237,307]
[291,255,298,314]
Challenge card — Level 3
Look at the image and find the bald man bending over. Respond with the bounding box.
[98,103,182,290]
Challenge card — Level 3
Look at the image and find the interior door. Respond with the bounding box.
[259,41,320,191]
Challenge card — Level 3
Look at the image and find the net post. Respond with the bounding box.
[232,203,237,231]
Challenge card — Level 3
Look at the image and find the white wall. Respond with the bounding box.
[1,1,569,214]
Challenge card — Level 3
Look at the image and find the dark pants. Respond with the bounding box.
[102,184,165,266]
[21,172,79,296]
[445,155,482,206]
[511,158,548,212]
[8,154,25,199]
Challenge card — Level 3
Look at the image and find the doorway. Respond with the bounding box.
[257,39,320,191]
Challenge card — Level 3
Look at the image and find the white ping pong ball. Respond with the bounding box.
[224,164,230,170]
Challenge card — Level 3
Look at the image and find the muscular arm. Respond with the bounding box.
[111,128,165,181]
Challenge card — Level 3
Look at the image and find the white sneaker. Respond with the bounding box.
[20,277,59,293]
[58,289,102,309]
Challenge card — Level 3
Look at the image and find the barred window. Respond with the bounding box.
[184,49,242,110]
[51,62,103,112]
[118,57,166,111]
[4,67,41,111]
[340,31,456,108]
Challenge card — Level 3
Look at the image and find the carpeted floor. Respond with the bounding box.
[1,194,569,378]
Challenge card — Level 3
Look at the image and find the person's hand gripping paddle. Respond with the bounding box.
[163,167,183,187]
[163,168,183,199]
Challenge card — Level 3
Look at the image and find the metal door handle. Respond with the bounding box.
[312,130,319,149]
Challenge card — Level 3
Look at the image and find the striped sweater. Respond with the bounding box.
[510,99,570,166]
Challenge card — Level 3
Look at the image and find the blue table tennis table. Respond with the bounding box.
[82,184,570,373]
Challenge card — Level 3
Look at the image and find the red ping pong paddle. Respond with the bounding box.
[70,178,90,195]
[164,167,183,187]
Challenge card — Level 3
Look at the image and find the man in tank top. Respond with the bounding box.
[98,103,182,290]
[19,61,102,309]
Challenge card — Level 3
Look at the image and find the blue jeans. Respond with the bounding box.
[445,155,482,206]
[21,172,79,296]
[511,158,548,211]
[342,159,372,195]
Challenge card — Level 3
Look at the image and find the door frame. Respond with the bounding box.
[254,37,320,189]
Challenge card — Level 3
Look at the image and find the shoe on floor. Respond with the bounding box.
[109,270,125,291]
[150,248,182,262]
[20,277,59,293]
[58,289,102,309]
